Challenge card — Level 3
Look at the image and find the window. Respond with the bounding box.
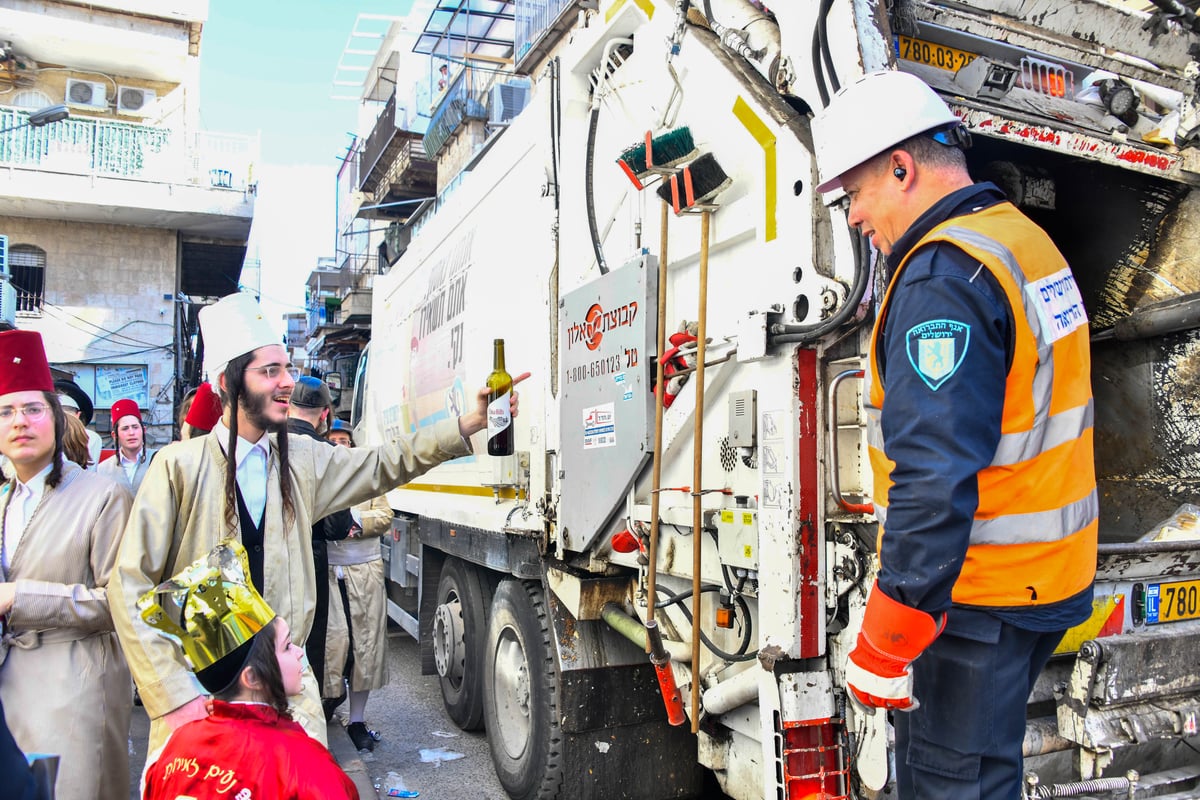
[10,245,45,313]
[11,90,53,110]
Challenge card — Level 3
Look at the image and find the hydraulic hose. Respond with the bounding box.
[585,106,608,275]
[769,227,872,344]
[656,585,756,662]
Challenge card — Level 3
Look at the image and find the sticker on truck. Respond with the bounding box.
[583,403,616,449]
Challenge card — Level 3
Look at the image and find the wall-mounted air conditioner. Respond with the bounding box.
[65,78,107,109]
[117,86,156,115]
[489,80,531,125]
[0,280,16,328]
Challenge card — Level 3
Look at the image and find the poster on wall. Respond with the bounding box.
[95,365,149,409]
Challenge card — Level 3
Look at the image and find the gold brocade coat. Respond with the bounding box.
[0,463,134,800]
[108,417,469,751]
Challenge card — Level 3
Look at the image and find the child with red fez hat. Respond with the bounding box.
[0,329,135,800]
[97,398,153,494]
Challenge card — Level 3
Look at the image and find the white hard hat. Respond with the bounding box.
[814,71,961,194]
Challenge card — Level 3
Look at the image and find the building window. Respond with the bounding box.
[10,245,45,313]
[11,90,53,110]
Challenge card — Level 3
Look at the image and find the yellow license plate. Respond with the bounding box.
[1147,579,1200,624]
[897,35,978,72]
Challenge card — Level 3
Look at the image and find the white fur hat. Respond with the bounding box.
[198,293,280,379]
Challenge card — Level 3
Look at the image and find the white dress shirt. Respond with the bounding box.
[212,420,269,524]
[3,462,52,572]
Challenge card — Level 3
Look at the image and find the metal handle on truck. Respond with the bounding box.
[828,369,874,515]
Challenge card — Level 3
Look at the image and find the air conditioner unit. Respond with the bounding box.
[489,80,530,125]
[65,78,107,109]
[116,86,156,115]
[0,280,16,328]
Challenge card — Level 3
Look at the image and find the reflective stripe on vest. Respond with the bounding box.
[867,203,1098,606]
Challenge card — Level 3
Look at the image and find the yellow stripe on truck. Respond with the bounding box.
[732,96,777,242]
[396,483,525,501]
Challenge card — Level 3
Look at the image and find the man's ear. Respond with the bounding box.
[218,372,228,396]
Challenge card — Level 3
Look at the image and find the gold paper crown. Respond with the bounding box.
[138,539,275,674]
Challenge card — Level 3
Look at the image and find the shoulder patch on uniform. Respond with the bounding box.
[905,319,971,391]
[1026,267,1087,344]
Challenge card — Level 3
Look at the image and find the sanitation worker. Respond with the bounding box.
[109,291,527,756]
[812,71,1098,799]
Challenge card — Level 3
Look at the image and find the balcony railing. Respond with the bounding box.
[423,69,489,157]
[0,107,257,189]
[306,303,341,337]
[339,252,382,276]
[515,0,582,72]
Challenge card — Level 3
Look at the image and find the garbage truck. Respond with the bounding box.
[351,1,1200,797]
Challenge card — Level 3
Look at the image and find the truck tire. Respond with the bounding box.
[433,557,489,730]
[483,579,563,800]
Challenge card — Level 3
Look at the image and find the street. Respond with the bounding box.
[129,626,509,799]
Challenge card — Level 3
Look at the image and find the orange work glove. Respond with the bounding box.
[845,581,945,711]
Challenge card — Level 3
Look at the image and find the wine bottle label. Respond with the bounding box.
[487,391,512,438]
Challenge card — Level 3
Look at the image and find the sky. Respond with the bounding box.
[197,0,417,335]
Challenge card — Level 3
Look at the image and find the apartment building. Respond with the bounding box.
[0,0,255,445]
[306,1,542,419]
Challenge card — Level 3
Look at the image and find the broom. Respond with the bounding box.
[616,127,697,190]
[655,152,732,215]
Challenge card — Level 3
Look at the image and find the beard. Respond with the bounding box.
[241,383,288,433]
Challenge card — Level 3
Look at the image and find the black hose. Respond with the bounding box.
[768,226,873,344]
[656,585,757,662]
[549,58,560,213]
[655,582,724,608]
[811,13,829,107]
[585,106,608,275]
[818,0,839,94]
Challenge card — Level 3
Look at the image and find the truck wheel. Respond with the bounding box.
[433,557,489,730]
[483,579,563,800]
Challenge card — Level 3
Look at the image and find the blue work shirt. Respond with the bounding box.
[875,182,1092,631]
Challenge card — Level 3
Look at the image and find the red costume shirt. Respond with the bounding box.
[143,701,358,800]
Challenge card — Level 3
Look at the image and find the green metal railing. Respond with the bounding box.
[0,107,255,188]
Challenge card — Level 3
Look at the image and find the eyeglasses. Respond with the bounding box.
[245,364,302,381]
[0,403,50,424]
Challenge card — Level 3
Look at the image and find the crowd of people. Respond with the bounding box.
[0,291,522,800]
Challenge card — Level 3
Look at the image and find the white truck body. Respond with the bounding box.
[355,2,1200,797]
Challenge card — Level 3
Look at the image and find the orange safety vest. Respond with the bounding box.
[866,202,1098,607]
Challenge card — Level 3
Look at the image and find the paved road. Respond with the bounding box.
[129,627,509,799]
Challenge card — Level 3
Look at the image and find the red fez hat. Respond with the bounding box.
[110,398,142,426]
[0,330,55,396]
[184,382,221,431]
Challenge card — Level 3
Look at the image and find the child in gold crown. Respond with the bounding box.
[140,541,358,800]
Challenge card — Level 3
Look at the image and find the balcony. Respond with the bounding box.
[304,253,381,337]
[514,0,591,75]
[0,106,255,241]
[359,94,438,221]
[423,69,489,158]
[341,287,373,324]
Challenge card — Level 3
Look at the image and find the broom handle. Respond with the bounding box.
[691,209,710,733]
[647,199,669,637]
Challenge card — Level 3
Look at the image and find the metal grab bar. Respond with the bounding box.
[828,369,873,515]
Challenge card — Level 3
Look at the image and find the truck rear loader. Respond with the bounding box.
[351,1,1200,797]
